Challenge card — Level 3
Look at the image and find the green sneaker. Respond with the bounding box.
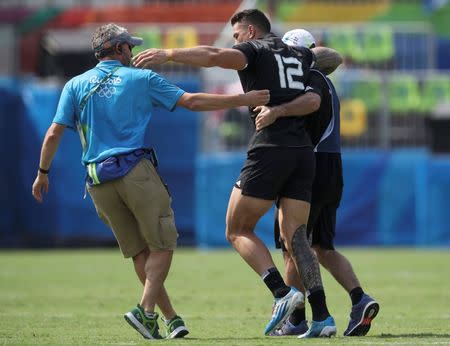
[162,315,189,339]
[124,304,163,339]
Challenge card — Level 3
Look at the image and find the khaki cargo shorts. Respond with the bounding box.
[87,159,178,258]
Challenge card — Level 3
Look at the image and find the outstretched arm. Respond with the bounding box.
[177,89,269,111]
[133,46,247,70]
[254,92,321,131]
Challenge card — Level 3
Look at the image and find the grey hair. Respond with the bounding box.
[91,23,126,52]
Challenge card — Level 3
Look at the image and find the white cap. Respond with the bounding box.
[282,29,316,49]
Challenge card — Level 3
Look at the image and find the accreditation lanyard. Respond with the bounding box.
[76,66,121,152]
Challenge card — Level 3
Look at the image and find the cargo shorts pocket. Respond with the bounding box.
[159,214,178,249]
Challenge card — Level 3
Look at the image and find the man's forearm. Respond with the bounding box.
[186,93,247,111]
[39,136,61,170]
[39,124,65,170]
[167,46,217,67]
[272,92,321,118]
[167,46,245,70]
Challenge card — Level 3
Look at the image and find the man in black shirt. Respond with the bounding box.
[134,9,338,336]
[255,29,379,338]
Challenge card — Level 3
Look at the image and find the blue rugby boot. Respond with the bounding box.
[271,319,309,336]
[298,316,336,338]
[344,294,379,336]
[264,287,303,335]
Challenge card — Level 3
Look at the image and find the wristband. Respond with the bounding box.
[39,167,50,174]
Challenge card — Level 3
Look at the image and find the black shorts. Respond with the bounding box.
[274,153,343,250]
[236,146,315,202]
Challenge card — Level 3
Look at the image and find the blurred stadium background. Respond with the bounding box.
[1,0,450,250]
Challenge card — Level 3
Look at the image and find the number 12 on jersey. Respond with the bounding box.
[274,54,305,90]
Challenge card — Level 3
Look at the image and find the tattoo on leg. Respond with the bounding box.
[291,224,323,292]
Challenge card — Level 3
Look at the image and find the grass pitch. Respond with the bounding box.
[0,248,449,345]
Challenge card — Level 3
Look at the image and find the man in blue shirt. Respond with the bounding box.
[31,23,269,340]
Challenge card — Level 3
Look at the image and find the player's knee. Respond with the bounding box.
[225,228,236,244]
[225,225,240,244]
[225,224,253,244]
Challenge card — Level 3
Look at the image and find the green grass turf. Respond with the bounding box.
[0,248,449,345]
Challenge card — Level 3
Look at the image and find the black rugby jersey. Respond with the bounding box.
[303,69,341,153]
[233,33,314,150]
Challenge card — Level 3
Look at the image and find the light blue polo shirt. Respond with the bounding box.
[53,60,185,165]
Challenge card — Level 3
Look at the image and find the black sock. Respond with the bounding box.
[261,267,290,298]
[350,287,364,306]
[288,307,306,325]
[307,288,330,322]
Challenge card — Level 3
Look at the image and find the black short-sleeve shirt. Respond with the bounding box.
[303,70,341,153]
[303,71,330,147]
[233,33,315,150]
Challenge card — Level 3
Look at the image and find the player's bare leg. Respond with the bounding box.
[313,246,361,293]
[132,249,176,319]
[278,198,336,338]
[283,251,305,293]
[277,245,378,337]
[311,246,379,337]
[281,246,361,296]
[225,187,275,274]
[225,187,303,335]
[277,197,322,291]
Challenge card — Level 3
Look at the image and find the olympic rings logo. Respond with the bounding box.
[96,85,116,98]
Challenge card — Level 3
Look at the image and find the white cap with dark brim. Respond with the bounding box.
[282,29,316,49]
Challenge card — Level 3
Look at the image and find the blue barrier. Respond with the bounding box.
[195,149,450,248]
[394,32,430,70]
[195,152,277,248]
[2,76,450,248]
[145,77,201,246]
[0,84,22,246]
[0,76,200,247]
[436,37,450,70]
[420,155,450,246]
